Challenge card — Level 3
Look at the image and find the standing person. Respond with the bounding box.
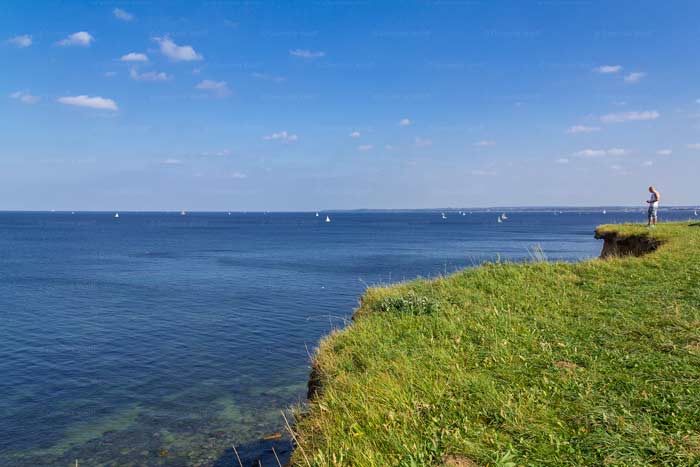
[646,186,660,227]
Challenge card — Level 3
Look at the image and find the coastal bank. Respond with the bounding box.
[290,222,700,466]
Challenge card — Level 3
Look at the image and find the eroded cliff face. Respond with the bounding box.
[594,229,661,258]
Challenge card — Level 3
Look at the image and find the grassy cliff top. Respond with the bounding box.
[291,222,700,467]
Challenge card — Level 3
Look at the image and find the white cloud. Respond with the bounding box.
[474,140,496,146]
[7,34,32,47]
[199,149,232,157]
[606,148,628,156]
[226,171,247,179]
[161,158,183,166]
[251,72,285,83]
[57,31,93,47]
[567,125,600,134]
[154,36,202,61]
[385,144,397,151]
[415,137,432,147]
[113,8,134,21]
[556,158,569,164]
[130,68,170,82]
[398,118,411,126]
[610,164,623,171]
[195,80,231,97]
[57,95,118,111]
[687,143,700,150]
[656,149,672,156]
[641,160,653,167]
[349,131,361,138]
[600,110,659,123]
[289,49,325,59]
[120,52,148,62]
[593,65,622,74]
[357,144,373,151]
[576,149,606,158]
[9,90,40,104]
[263,131,298,143]
[575,148,628,158]
[624,72,646,83]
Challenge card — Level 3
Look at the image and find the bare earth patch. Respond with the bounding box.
[443,454,479,467]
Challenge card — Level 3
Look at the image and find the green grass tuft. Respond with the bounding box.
[290,222,700,467]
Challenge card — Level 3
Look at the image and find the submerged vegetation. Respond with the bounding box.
[291,222,700,466]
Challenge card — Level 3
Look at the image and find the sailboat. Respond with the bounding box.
[325,215,331,223]
[114,213,120,218]
[694,210,698,217]
[501,213,508,220]
[316,212,319,217]
[497,217,502,223]
[602,209,607,215]
[441,212,447,219]
[180,210,187,216]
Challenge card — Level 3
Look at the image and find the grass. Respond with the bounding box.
[290,222,700,467]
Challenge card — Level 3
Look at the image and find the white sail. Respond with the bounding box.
[325,215,331,223]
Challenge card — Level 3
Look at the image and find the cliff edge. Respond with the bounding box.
[291,223,700,467]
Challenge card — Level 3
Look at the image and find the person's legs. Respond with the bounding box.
[648,207,653,226]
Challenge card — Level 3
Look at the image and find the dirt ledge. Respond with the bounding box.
[594,228,662,258]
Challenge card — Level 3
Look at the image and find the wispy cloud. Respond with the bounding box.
[656,149,672,156]
[415,137,432,147]
[641,160,653,167]
[357,144,373,151]
[251,72,285,83]
[130,68,170,82]
[575,148,629,158]
[556,158,569,164]
[593,65,622,74]
[624,72,646,83]
[57,31,93,47]
[57,95,118,111]
[195,80,231,97]
[161,158,183,166]
[6,34,32,48]
[600,110,659,123]
[226,171,247,179]
[263,131,298,143]
[120,52,148,62]
[470,169,496,176]
[154,36,203,61]
[474,140,496,146]
[289,49,325,59]
[9,90,40,104]
[566,125,600,134]
[113,8,134,21]
[398,118,411,126]
[687,143,700,150]
[349,131,361,138]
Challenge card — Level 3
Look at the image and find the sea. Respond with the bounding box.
[1,209,697,466]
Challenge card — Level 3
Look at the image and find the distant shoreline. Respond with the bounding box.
[0,206,698,214]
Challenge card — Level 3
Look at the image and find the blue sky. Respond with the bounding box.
[2,0,699,210]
